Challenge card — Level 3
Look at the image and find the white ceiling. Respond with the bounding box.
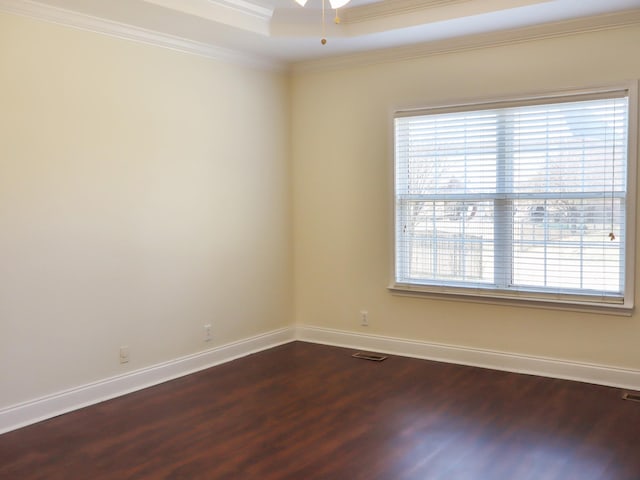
[4,0,640,66]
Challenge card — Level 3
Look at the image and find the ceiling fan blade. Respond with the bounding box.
[329,0,351,8]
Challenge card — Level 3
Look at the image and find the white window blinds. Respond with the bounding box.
[394,89,631,306]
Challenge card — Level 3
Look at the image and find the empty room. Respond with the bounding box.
[1,0,640,478]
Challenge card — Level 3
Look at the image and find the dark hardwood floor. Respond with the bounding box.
[1,341,639,479]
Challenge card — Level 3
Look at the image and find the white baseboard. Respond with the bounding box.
[0,327,295,435]
[4,324,637,435]
[295,325,640,391]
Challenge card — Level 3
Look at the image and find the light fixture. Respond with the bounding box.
[295,0,351,8]
[294,0,352,45]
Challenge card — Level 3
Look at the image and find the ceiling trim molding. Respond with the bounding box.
[140,0,272,35]
[0,0,284,71]
[342,0,471,24]
[207,0,273,20]
[291,8,640,73]
[340,0,548,26]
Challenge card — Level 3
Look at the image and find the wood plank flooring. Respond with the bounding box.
[1,341,639,479]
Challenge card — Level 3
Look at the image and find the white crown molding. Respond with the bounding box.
[0,0,285,71]
[207,0,273,20]
[291,8,640,72]
[342,0,471,24]
[140,0,272,35]
[295,325,640,390]
[143,0,274,22]
[342,0,549,25]
[0,327,295,434]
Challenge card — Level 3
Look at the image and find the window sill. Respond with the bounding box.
[388,284,634,317]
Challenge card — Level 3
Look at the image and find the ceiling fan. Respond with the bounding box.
[294,0,351,7]
[294,0,352,44]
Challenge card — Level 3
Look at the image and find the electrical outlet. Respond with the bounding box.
[119,346,130,364]
[204,324,212,342]
[360,310,369,327]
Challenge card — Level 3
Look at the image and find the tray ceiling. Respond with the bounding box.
[2,0,640,68]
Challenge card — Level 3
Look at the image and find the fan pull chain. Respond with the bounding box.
[320,2,342,44]
[321,0,327,45]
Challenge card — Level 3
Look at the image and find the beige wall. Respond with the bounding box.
[291,26,640,370]
[0,12,291,408]
[2,8,640,412]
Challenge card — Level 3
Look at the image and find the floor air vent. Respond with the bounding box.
[352,352,388,362]
[622,392,640,402]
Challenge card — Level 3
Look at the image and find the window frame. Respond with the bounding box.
[389,83,638,315]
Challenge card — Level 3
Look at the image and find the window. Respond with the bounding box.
[392,86,637,311]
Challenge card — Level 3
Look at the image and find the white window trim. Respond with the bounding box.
[388,82,639,315]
